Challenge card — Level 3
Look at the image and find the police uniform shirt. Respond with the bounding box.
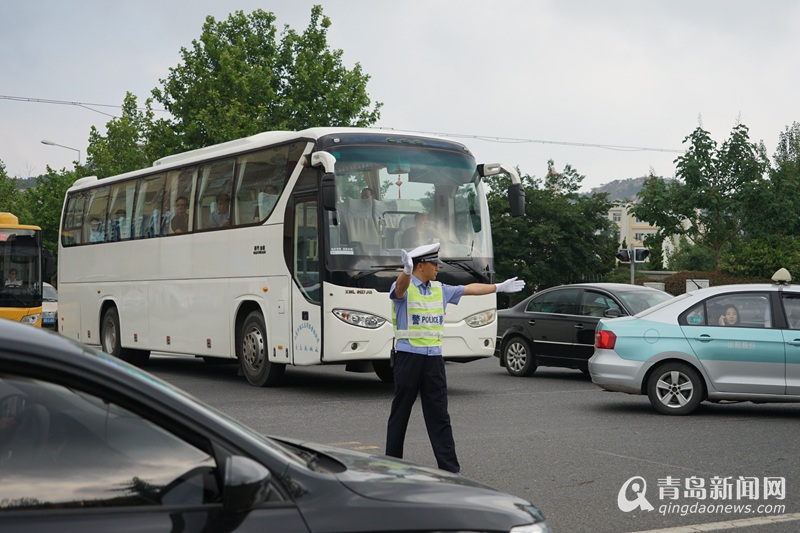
[389,274,464,356]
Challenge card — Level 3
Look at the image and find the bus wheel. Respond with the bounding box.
[238,311,285,387]
[101,307,149,366]
[372,360,394,383]
[101,307,123,358]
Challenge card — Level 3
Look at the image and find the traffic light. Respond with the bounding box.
[634,247,650,263]
[615,249,630,263]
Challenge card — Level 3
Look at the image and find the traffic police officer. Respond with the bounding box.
[385,242,525,473]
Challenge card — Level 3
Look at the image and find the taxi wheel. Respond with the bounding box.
[503,336,537,377]
[647,362,704,415]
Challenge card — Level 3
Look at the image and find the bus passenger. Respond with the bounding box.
[89,218,104,243]
[171,196,190,233]
[401,213,434,248]
[209,193,231,228]
[361,187,375,200]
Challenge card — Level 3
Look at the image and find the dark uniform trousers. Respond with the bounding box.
[385,350,460,473]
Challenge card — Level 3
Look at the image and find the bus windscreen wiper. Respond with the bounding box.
[440,258,490,282]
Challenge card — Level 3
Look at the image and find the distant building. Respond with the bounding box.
[607,201,678,264]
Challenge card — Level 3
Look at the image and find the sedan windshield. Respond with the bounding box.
[616,289,673,314]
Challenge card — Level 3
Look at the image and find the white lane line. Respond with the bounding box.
[631,512,800,532]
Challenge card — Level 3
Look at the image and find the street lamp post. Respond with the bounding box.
[41,139,81,166]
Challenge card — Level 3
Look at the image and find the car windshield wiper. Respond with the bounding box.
[351,266,403,281]
[440,258,489,281]
[279,441,322,470]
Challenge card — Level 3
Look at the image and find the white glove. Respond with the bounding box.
[401,249,413,275]
[495,277,525,293]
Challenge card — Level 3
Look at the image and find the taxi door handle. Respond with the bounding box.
[694,334,712,342]
[786,340,800,346]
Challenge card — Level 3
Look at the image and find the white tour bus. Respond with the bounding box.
[58,128,525,386]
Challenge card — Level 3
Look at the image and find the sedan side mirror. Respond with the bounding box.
[604,308,623,318]
[223,455,273,513]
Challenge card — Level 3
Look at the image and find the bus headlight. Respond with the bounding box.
[21,313,41,326]
[333,309,387,329]
[465,309,495,328]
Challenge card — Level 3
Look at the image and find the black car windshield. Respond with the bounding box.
[617,289,674,314]
[635,291,686,317]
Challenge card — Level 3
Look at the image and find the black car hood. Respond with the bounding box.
[276,437,545,528]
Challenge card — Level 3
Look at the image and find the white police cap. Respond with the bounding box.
[408,242,444,265]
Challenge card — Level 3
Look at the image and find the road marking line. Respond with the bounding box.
[631,512,800,532]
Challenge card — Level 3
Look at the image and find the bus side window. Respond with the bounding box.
[134,174,165,239]
[196,159,234,230]
[235,146,289,225]
[165,167,197,235]
[63,193,85,247]
[84,186,110,245]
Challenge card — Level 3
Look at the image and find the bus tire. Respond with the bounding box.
[101,307,123,358]
[101,307,150,366]
[238,311,285,387]
[372,360,394,383]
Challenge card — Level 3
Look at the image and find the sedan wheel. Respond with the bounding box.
[647,362,703,415]
[503,337,537,377]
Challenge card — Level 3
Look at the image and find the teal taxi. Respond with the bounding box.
[589,269,800,415]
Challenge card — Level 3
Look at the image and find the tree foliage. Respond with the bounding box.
[741,122,800,239]
[16,167,79,258]
[86,93,159,178]
[487,161,616,302]
[0,161,21,213]
[633,124,769,269]
[666,237,716,271]
[150,6,382,154]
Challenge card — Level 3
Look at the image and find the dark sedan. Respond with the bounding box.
[495,283,672,377]
[0,319,549,532]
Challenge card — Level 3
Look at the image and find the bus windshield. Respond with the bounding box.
[325,144,492,273]
[0,229,43,308]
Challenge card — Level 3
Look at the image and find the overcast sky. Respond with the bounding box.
[3,1,799,191]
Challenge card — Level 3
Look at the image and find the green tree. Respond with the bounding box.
[86,92,159,178]
[745,122,800,238]
[642,233,664,271]
[633,124,769,270]
[487,161,616,299]
[718,122,800,278]
[17,167,79,258]
[719,236,800,278]
[150,6,381,154]
[0,160,21,213]
[666,237,715,271]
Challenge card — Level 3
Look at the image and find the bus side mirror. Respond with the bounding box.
[321,173,337,212]
[509,183,525,217]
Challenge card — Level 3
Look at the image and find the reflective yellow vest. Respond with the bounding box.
[393,282,444,347]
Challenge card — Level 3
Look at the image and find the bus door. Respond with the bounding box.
[289,194,322,365]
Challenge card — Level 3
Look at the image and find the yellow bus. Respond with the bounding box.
[0,212,51,327]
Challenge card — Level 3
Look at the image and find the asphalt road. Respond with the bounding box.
[147,354,800,533]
